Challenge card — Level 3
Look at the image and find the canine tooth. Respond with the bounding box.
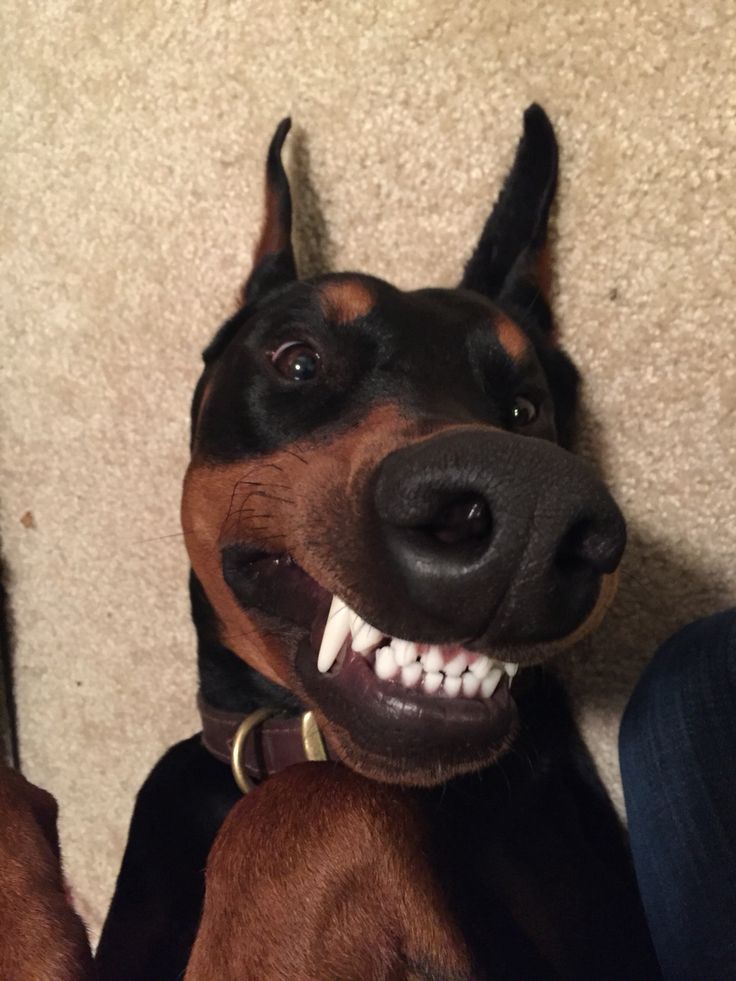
[421,645,444,673]
[391,638,418,667]
[352,622,384,653]
[423,671,443,694]
[444,652,468,677]
[443,675,462,697]
[317,596,351,673]
[468,655,492,679]
[375,645,400,680]
[400,661,423,688]
[480,667,504,699]
[504,662,519,677]
[462,673,481,698]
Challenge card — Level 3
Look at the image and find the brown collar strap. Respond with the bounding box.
[198,695,335,793]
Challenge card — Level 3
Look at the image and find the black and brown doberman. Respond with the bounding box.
[95,107,661,980]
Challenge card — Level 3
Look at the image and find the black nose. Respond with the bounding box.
[373,428,626,643]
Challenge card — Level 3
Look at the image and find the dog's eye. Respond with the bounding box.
[512,395,538,426]
[270,342,321,382]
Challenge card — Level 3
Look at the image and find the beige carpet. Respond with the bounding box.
[2,0,735,941]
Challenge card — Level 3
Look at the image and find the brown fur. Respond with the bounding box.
[252,182,288,269]
[0,765,93,981]
[319,279,376,325]
[185,763,473,981]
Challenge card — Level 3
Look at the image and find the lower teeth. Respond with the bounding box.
[371,644,510,700]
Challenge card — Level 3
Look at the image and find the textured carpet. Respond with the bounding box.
[2,0,735,940]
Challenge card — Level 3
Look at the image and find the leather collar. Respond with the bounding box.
[198,695,336,792]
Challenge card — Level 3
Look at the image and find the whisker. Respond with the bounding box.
[284,448,308,465]
[134,531,187,544]
[235,490,295,505]
[235,480,292,490]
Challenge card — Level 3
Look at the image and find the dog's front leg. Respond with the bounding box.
[185,762,473,981]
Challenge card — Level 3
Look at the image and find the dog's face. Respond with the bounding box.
[182,109,626,786]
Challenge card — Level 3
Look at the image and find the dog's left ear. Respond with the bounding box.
[460,104,557,334]
[241,117,298,306]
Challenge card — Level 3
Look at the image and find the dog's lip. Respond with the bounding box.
[294,632,517,759]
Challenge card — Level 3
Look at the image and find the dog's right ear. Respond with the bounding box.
[241,117,298,307]
[460,104,557,334]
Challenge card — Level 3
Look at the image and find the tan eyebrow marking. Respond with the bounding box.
[495,316,529,361]
[319,279,375,325]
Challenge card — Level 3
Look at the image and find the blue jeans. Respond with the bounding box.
[620,609,736,980]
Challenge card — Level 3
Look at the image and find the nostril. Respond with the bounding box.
[556,512,625,577]
[422,494,493,547]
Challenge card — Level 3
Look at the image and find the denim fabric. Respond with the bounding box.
[620,609,736,980]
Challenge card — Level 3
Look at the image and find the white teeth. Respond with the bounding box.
[423,671,443,694]
[468,655,492,679]
[462,673,481,698]
[443,675,463,697]
[481,666,504,699]
[444,652,468,677]
[349,611,365,634]
[391,638,418,667]
[317,596,352,673]
[352,622,384,653]
[375,645,400,680]
[348,610,384,653]
[316,599,523,698]
[421,645,444,673]
[400,661,423,688]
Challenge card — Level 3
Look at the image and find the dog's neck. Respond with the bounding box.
[190,571,302,715]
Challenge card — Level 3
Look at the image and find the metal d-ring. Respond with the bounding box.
[230,707,278,794]
[231,708,327,794]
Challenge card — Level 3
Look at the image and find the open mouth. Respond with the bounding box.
[318,595,519,701]
[222,545,521,778]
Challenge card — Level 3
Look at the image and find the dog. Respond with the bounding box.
[95,107,661,980]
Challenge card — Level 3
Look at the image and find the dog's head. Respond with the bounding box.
[182,107,625,786]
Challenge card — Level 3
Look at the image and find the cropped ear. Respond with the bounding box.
[241,117,298,306]
[460,104,557,333]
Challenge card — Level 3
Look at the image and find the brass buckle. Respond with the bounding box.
[231,708,327,795]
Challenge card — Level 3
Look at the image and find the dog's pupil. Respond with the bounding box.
[280,345,319,381]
